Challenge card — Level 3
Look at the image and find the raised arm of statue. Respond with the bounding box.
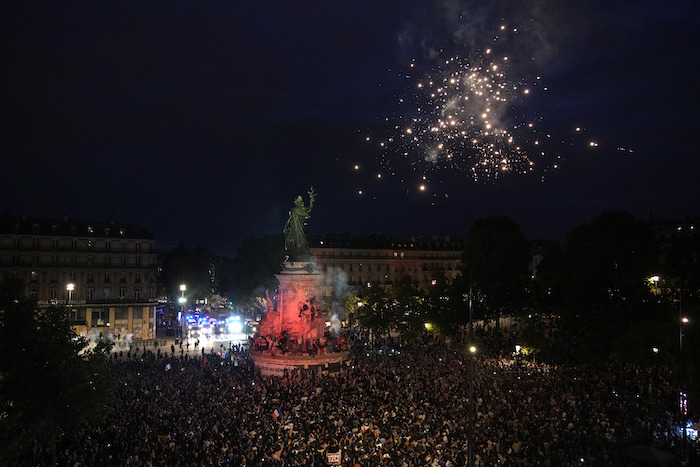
[308,186,316,211]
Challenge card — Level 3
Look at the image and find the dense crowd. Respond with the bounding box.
[35,335,695,466]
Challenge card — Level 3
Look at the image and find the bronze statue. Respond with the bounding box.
[284,187,316,260]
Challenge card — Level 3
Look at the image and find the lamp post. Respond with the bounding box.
[678,286,686,352]
[468,345,477,467]
[66,283,75,323]
[179,284,186,338]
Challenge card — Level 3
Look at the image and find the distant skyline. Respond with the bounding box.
[4,1,699,255]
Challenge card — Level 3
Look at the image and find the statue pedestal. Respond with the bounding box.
[251,351,349,376]
[253,260,348,376]
[263,261,326,342]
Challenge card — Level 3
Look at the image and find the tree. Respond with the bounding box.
[0,278,115,465]
[517,314,548,364]
[541,211,661,362]
[218,235,284,311]
[423,270,465,337]
[390,275,424,339]
[357,285,395,342]
[159,242,217,303]
[463,216,531,328]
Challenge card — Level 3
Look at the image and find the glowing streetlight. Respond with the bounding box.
[66,283,75,301]
[179,284,187,339]
[680,316,689,351]
[467,344,477,467]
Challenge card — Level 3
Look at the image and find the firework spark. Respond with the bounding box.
[368,24,570,188]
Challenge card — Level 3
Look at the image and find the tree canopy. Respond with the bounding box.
[0,278,115,465]
[463,216,531,326]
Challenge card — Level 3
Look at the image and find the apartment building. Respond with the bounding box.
[309,233,463,297]
[0,213,159,340]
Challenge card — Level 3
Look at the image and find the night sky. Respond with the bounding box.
[4,0,699,255]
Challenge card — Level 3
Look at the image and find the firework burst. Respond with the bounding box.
[365,23,577,193]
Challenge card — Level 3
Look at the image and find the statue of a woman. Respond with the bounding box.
[284,187,316,260]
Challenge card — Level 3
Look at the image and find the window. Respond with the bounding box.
[30,290,38,300]
[134,288,140,300]
[52,225,58,234]
[87,271,94,282]
[121,242,127,252]
[33,224,39,234]
[87,288,94,300]
[135,257,141,266]
[50,288,57,299]
[30,271,37,281]
[119,287,126,299]
[104,272,110,282]
[135,272,141,283]
[102,287,111,299]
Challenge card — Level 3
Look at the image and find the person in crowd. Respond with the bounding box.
[42,331,692,467]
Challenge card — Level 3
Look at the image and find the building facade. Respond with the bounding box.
[309,233,464,298]
[0,214,159,340]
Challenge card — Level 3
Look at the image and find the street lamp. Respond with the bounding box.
[468,345,477,467]
[179,284,187,339]
[680,316,689,352]
[66,283,75,302]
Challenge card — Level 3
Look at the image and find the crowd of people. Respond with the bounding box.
[35,333,696,466]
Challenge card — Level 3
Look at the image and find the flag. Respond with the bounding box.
[202,355,208,368]
[165,363,171,371]
[272,408,280,420]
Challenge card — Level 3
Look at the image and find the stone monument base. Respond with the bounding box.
[251,351,349,377]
